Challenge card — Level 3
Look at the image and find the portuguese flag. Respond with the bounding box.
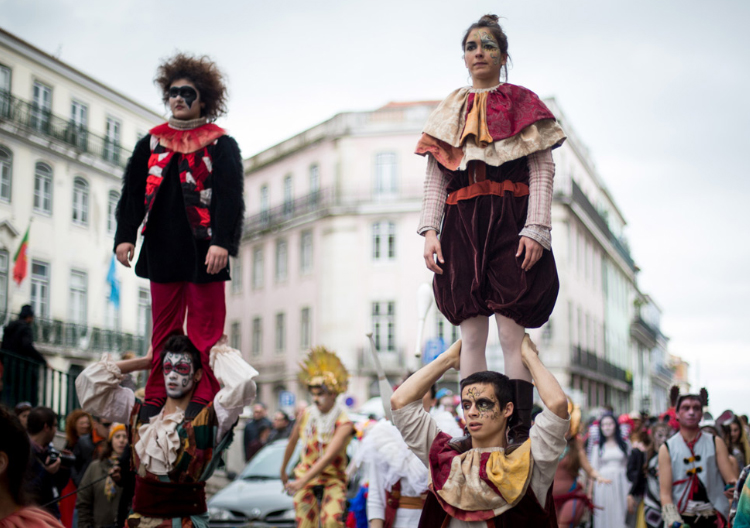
[13,225,30,285]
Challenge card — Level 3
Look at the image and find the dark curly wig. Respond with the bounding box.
[155,52,228,121]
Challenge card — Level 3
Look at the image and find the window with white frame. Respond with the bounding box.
[260,185,269,224]
[300,230,313,274]
[0,146,11,202]
[231,254,242,293]
[69,270,87,325]
[0,65,10,118]
[108,191,119,234]
[104,117,121,164]
[31,82,52,132]
[252,246,264,289]
[231,321,241,350]
[309,164,320,203]
[275,312,285,353]
[275,239,288,282]
[252,317,262,357]
[105,290,120,330]
[374,152,397,195]
[33,162,53,214]
[0,251,8,318]
[371,301,396,352]
[372,221,396,261]
[72,177,89,225]
[300,307,311,349]
[70,100,88,149]
[30,260,50,319]
[283,175,293,217]
[137,288,151,337]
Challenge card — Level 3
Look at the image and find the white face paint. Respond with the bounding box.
[600,416,616,439]
[163,352,195,399]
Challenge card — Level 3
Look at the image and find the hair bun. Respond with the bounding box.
[479,14,500,25]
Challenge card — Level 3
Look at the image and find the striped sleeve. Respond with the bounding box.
[417,155,449,235]
[520,148,555,250]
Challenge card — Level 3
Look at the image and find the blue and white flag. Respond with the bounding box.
[107,254,120,309]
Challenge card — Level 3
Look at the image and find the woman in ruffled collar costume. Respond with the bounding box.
[417,15,566,449]
[113,53,245,420]
[75,335,258,527]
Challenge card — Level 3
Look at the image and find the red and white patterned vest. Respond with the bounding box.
[143,122,225,240]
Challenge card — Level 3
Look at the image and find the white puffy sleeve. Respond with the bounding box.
[75,354,135,424]
[211,339,259,441]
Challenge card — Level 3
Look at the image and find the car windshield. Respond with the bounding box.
[239,440,300,480]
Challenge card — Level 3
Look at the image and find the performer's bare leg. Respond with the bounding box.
[495,314,531,382]
[459,315,489,377]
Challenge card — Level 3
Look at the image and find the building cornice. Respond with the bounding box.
[0,27,163,123]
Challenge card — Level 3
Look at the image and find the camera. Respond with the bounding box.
[47,446,76,467]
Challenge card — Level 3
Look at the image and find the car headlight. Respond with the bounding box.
[264,509,296,522]
[207,507,244,521]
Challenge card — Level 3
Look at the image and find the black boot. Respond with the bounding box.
[506,380,534,452]
[448,427,473,453]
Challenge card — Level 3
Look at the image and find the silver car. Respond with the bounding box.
[207,438,361,528]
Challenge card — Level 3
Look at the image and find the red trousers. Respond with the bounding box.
[144,281,225,407]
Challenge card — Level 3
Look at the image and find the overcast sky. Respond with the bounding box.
[2,0,748,415]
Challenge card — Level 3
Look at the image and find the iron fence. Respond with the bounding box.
[0,349,78,427]
[0,90,129,168]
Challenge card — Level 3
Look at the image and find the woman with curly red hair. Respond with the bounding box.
[114,53,244,418]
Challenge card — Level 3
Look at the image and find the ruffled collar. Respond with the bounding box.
[469,82,503,93]
[149,121,225,154]
[134,406,185,475]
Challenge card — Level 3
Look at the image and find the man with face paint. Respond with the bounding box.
[390,335,569,527]
[114,52,244,420]
[659,387,737,528]
[280,347,354,528]
[76,335,258,527]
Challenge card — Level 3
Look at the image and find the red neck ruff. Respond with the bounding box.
[149,122,226,154]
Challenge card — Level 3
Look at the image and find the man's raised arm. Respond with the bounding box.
[520,335,568,419]
[391,340,461,411]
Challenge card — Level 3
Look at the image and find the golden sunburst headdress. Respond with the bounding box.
[298,346,349,395]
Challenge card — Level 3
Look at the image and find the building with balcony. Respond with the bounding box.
[0,27,162,397]
[631,294,672,413]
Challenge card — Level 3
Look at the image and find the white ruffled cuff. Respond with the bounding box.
[210,338,259,410]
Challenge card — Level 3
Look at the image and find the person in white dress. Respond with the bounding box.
[590,413,630,528]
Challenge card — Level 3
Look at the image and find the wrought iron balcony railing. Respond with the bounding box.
[570,345,632,386]
[32,317,147,355]
[0,90,130,168]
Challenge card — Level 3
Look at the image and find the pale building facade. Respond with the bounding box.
[0,28,162,378]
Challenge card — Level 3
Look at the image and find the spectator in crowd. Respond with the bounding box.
[14,402,32,429]
[267,411,292,443]
[63,410,93,487]
[726,415,750,476]
[60,409,93,528]
[243,403,271,461]
[0,406,64,528]
[1,305,46,406]
[26,407,72,519]
[730,464,750,527]
[76,424,128,528]
[590,413,630,528]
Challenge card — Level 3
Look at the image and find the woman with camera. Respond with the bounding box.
[75,425,128,528]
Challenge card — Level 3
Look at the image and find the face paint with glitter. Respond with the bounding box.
[163,352,195,399]
[478,31,501,65]
[168,86,198,109]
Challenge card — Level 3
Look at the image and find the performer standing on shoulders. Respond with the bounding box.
[417,14,566,447]
[281,347,354,528]
[659,387,737,528]
[75,335,257,527]
[390,335,569,527]
[114,53,244,418]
